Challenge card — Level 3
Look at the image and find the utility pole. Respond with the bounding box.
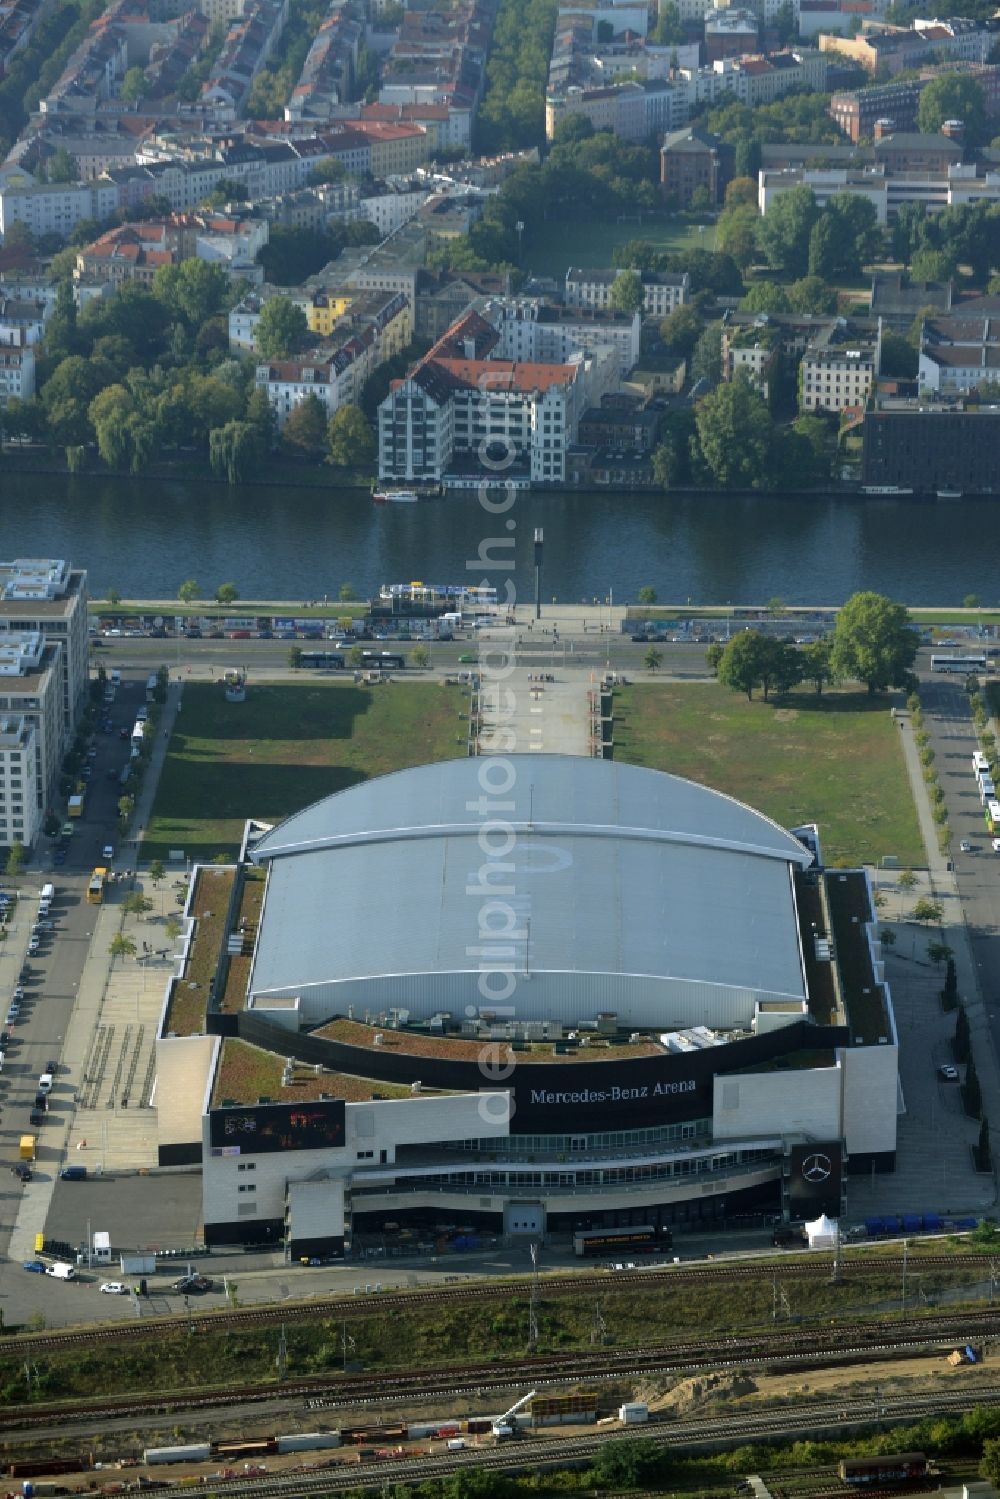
[276,1324,288,1380]
[528,1242,540,1349]
[591,1299,607,1345]
[533,530,544,621]
[901,1240,908,1316]
[341,1318,356,1372]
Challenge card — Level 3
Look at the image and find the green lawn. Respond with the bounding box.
[527,215,716,277]
[146,681,466,863]
[614,683,924,868]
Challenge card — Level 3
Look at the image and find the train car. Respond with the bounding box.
[572,1226,673,1258]
[212,1438,278,1459]
[839,1453,928,1486]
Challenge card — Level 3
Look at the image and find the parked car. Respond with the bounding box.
[960,839,973,853]
[939,1063,959,1080]
[172,1273,213,1293]
[100,1281,128,1294]
[22,1260,46,1274]
[102,844,115,861]
[12,1162,31,1182]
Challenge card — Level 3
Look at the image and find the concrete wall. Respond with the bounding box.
[841,1041,898,1157]
[713,1063,842,1141]
[156,1034,218,1154]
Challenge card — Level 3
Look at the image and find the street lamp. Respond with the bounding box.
[533,529,543,621]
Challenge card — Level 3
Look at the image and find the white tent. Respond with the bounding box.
[805,1213,838,1250]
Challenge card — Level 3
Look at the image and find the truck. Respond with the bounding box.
[19,1134,36,1161]
[146,673,158,703]
[45,1262,76,1280]
[68,793,85,818]
[86,868,107,905]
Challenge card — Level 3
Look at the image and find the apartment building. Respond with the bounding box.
[800,320,880,412]
[0,714,40,851]
[377,309,607,485]
[720,318,782,400]
[201,0,289,111]
[284,0,362,122]
[0,347,34,405]
[0,558,89,747]
[862,396,1000,494]
[918,302,1000,395]
[0,172,119,241]
[255,289,411,426]
[818,19,993,75]
[0,634,64,826]
[564,267,689,317]
[488,298,641,379]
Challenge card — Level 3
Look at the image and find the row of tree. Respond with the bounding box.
[707,592,919,699]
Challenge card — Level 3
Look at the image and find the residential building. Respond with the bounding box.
[284,0,362,122]
[0,714,40,851]
[830,76,923,141]
[818,19,994,75]
[861,395,1000,493]
[414,268,511,341]
[565,266,689,317]
[201,0,289,111]
[0,633,64,825]
[0,347,34,404]
[255,289,411,426]
[800,319,880,412]
[0,297,49,346]
[377,309,602,485]
[0,172,118,241]
[0,557,89,749]
[918,301,1000,395]
[704,7,758,61]
[488,298,641,379]
[873,130,963,175]
[660,126,732,206]
[577,394,659,451]
[720,317,782,401]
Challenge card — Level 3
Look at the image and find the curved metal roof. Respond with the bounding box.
[246,759,811,1025]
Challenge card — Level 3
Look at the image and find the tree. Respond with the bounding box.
[165,917,182,941]
[216,582,239,605]
[706,641,723,675]
[918,73,986,145]
[109,933,137,962]
[288,646,302,669]
[742,281,791,314]
[120,65,147,104]
[5,840,24,877]
[756,185,819,277]
[638,586,657,605]
[153,259,228,329]
[693,375,773,488]
[308,156,347,185]
[123,892,153,918]
[178,579,201,603]
[803,638,834,695]
[644,645,664,671]
[254,296,308,359]
[910,247,957,283]
[42,354,117,448]
[658,304,702,360]
[964,1052,983,1119]
[830,591,919,695]
[898,868,917,891]
[107,588,122,607]
[46,146,78,183]
[591,1438,668,1489]
[978,1117,992,1171]
[410,643,430,669]
[718,630,770,700]
[716,204,759,270]
[327,403,376,468]
[610,270,644,316]
[690,324,722,385]
[282,394,328,457]
[955,1001,971,1061]
[787,275,838,316]
[879,331,918,379]
[911,895,943,925]
[347,645,366,670]
[725,177,758,210]
[149,859,165,885]
[209,420,258,485]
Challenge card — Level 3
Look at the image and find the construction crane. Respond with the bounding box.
[492,1390,537,1437]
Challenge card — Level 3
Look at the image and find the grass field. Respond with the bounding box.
[527,215,716,277]
[145,681,465,863]
[614,683,924,868]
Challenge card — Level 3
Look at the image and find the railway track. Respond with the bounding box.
[34,1381,1000,1499]
[1,1307,998,1435]
[0,1252,992,1358]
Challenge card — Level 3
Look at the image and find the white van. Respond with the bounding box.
[38,1073,53,1094]
[40,883,54,904]
[45,1262,76,1280]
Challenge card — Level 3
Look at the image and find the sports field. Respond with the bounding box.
[526,215,716,276]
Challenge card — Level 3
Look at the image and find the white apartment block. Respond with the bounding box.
[0,173,118,241]
[565,267,689,317]
[800,329,879,412]
[918,310,1000,395]
[0,714,40,850]
[0,557,90,744]
[0,633,64,825]
[0,347,34,405]
[488,297,641,380]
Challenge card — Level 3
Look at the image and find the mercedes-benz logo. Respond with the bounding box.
[802,1152,832,1183]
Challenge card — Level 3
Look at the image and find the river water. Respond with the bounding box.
[5,471,992,605]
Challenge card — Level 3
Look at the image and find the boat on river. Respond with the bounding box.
[373,489,420,504]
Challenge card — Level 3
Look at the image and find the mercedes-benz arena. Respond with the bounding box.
[155,758,898,1257]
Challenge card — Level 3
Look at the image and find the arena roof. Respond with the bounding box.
[247,757,812,1028]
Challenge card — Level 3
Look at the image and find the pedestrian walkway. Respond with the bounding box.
[477,666,596,756]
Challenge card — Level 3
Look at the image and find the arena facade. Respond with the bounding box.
[154,758,898,1258]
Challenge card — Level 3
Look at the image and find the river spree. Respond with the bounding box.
[7,471,995,605]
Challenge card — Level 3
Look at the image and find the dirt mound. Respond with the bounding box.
[648,1372,758,1413]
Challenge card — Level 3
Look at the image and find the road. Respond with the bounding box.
[0,674,147,1273]
[917,662,1000,1058]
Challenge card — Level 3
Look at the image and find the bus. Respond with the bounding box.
[986,801,1000,834]
[300,651,345,669]
[572,1226,673,1258]
[146,673,158,703]
[361,651,405,670]
[979,775,996,805]
[838,1454,927,1487]
[973,752,990,774]
[86,867,107,905]
[931,653,987,673]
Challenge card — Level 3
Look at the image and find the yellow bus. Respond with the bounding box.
[86,867,107,904]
